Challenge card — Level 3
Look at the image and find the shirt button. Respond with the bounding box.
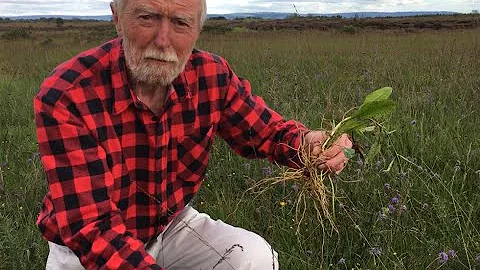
[152,116,159,122]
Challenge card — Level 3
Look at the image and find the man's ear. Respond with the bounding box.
[110,2,123,36]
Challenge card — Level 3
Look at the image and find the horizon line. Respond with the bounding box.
[0,10,467,18]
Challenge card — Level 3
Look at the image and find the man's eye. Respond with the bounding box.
[173,19,189,27]
[139,15,153,21]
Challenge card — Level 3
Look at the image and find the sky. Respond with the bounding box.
[0,0,479,17]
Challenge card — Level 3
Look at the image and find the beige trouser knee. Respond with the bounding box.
[46,206,279,270]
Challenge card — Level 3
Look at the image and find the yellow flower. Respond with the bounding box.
[279,201,287,207]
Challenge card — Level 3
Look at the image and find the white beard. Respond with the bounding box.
[122,36,188,87]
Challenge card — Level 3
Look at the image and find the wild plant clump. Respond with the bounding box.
[249,87,397,232]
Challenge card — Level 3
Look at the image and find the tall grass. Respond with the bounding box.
[0,25,479,269]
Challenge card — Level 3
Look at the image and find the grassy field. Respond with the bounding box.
[0,20,479,269]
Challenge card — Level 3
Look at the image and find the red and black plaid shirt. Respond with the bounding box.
[35,38,307,269]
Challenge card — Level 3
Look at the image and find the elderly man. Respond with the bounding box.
[35,0,352,269]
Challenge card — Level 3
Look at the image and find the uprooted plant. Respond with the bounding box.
[248,87,397,233]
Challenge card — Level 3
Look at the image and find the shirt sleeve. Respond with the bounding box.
[217,63,308,168]
[34,88,163,270]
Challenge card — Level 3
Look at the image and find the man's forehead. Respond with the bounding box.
[126,0,201,9]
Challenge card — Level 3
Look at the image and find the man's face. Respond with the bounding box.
[114,0,201,87]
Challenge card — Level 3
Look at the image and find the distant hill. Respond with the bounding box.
[1,11,461,21]
[208,11,460,20]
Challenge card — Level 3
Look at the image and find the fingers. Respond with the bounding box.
[310,140,323,157]
[304,130,329,156]
[303,131,354,174]
[317,149,347,174]
[317,134,353,174]
[338,133,353,149]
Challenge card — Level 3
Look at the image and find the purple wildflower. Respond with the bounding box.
[391,196,400,205]
[261,167,273,177]
[447,250,456,258]
[388,204,396,213]
[291,184,299,193]
[439,251,449,263]
[1,162,6,169]
[476,254,480,264]
[379,212,388,220]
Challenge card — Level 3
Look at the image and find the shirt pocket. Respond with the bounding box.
[173,125,214,185]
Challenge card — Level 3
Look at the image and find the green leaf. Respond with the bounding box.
[362,87,392,105]
[335,118,369,135]
[358,126,376,133]
[365,142,381,165]
[342,147,356,159]
[352,100,396,120]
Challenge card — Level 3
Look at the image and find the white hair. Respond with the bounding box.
[112,0,207,28]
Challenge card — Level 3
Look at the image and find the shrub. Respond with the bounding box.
[40,38,54,47]
[1,28,32,40]
[202,25,232,34]
[341,24,357,34]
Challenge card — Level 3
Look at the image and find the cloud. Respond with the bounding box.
[0,0,111,16]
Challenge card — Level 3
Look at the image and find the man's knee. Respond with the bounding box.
[214,230,279,270]
[46,242,84,270]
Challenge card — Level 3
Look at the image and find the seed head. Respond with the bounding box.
[384,183,391,191]
[291,183,299,193]
[369,247,382,256]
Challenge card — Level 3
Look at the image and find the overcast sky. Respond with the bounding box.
[0,0,478,17]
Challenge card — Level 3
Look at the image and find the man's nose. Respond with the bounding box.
[154,19,171,49]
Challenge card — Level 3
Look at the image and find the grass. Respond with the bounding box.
[0,22,479,269]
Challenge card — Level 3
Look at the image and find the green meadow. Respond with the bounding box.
[0,21,479,269]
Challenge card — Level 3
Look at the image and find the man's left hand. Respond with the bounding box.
[304,131,353,175]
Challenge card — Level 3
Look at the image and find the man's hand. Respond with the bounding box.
[304,131,353,175]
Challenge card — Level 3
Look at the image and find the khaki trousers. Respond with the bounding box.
[46,206,279,270]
